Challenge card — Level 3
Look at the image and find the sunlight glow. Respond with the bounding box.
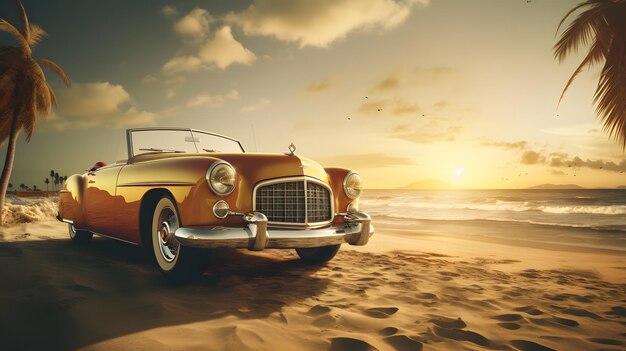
[455,168,464,177]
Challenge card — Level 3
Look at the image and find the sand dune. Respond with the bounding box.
[0,207,624,350]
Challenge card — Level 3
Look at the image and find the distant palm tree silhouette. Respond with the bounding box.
[0,1,70,224]
[45,178,49,191]
[554,0,626,148]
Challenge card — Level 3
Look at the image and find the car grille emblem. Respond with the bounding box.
[288,142,296,156]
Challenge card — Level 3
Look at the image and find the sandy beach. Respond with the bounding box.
[0,201,624,351]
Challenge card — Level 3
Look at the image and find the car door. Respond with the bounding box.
[84,164,123,237]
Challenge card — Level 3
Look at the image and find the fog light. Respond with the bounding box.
[213,200,230,219]
[347,202,358,213]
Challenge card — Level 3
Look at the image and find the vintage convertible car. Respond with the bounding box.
[57,128,373,281]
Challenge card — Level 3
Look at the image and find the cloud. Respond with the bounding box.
[162,56,206,75]
[390,124,463,144]
[241,98,270,112]
[52,82,156,129]
[316,153,414,169]
[162,26,255,74]
[372,66,454,92]
[359,98,421,116]
[227,0,428,48]
[374,73,400,91]
[142,74,157,84]
[481,140,529,150]
[548,154,626,173]
[306,77,335,93]
[515,148,626,173]
[161,5,178,17]
[520,150,545,165]
[186,89,239,108]
[173,8,212,38]
[198,26,256,69]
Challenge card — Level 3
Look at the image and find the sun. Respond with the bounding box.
[455,167,464,177]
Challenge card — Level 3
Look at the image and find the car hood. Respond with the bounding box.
[213,153,329,182]
[128,152,329,183]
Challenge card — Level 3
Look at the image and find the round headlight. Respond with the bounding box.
[207,161,236,196]
[343,171,362,199]
[213,200,230,219]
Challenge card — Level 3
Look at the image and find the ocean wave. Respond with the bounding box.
[2,196,58,225]
[372,213,626,233]
[361,199,626,215]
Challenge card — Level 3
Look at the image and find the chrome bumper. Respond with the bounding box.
[174,211,374,251]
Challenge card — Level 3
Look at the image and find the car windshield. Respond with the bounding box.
[129,129,244,157]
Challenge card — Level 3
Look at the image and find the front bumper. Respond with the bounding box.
[174,211,373,251]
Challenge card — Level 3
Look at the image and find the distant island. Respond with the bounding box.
[399,179,455,190]
[525,184,585,190]
[617,185,626,189]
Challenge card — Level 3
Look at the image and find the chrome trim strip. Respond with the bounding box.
[252,176,335,228]
[174,211,373,250]
[59,190,70,193]
[117,181,195,187]
[92,231,139,245]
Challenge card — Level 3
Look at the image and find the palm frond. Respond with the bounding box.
[17,0,30,42]
[553,2,612,62]
[28,24,47,47]
[593,31,626,148]
[37,59,70,86]
[558,39,607,105]
[0,19,30,55]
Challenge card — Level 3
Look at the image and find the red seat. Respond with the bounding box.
[88,161,107,172]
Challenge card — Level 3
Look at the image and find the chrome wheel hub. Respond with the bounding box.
[157,208,180,262]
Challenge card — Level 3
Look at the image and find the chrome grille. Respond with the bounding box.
[254,178,332,225]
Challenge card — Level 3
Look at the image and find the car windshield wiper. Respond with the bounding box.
[202,148,221,152]
[139,147,185,153]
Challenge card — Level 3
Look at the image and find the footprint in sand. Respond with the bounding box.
[365,307,399,318]
[313,314,335,328]
[561,308,601,319]
[429,316,466,329]
[384,335,423,351]
[513,306,544,315]
[378,327,398,336]
[606,306,626,317]
[510,339,555,351]
[329,337,378,351]
[497,322,521,330]
[493,313,524,322]
[588,338,623,346]
[432,325,489,347]
[416,292,437,300]
[307,305,331,316]
[551,316,579,327]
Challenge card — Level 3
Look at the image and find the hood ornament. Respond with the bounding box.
[288,142,296,156]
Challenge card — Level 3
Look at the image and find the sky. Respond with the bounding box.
[0,0,625,190]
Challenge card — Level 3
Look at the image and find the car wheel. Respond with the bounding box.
[295,244,341,264]
[68,224,93,243]
[150,196,206,283]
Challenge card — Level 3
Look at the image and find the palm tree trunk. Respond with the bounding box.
[0,108,21,226]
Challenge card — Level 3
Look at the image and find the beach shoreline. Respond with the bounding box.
[0,218,624,350]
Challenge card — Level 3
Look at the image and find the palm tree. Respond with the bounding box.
[44,177,49,191]
[554,0,626,148]
[0,1,70,224]
[54,172,59,192]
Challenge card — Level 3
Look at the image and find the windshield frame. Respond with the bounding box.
[126,127,245,159]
